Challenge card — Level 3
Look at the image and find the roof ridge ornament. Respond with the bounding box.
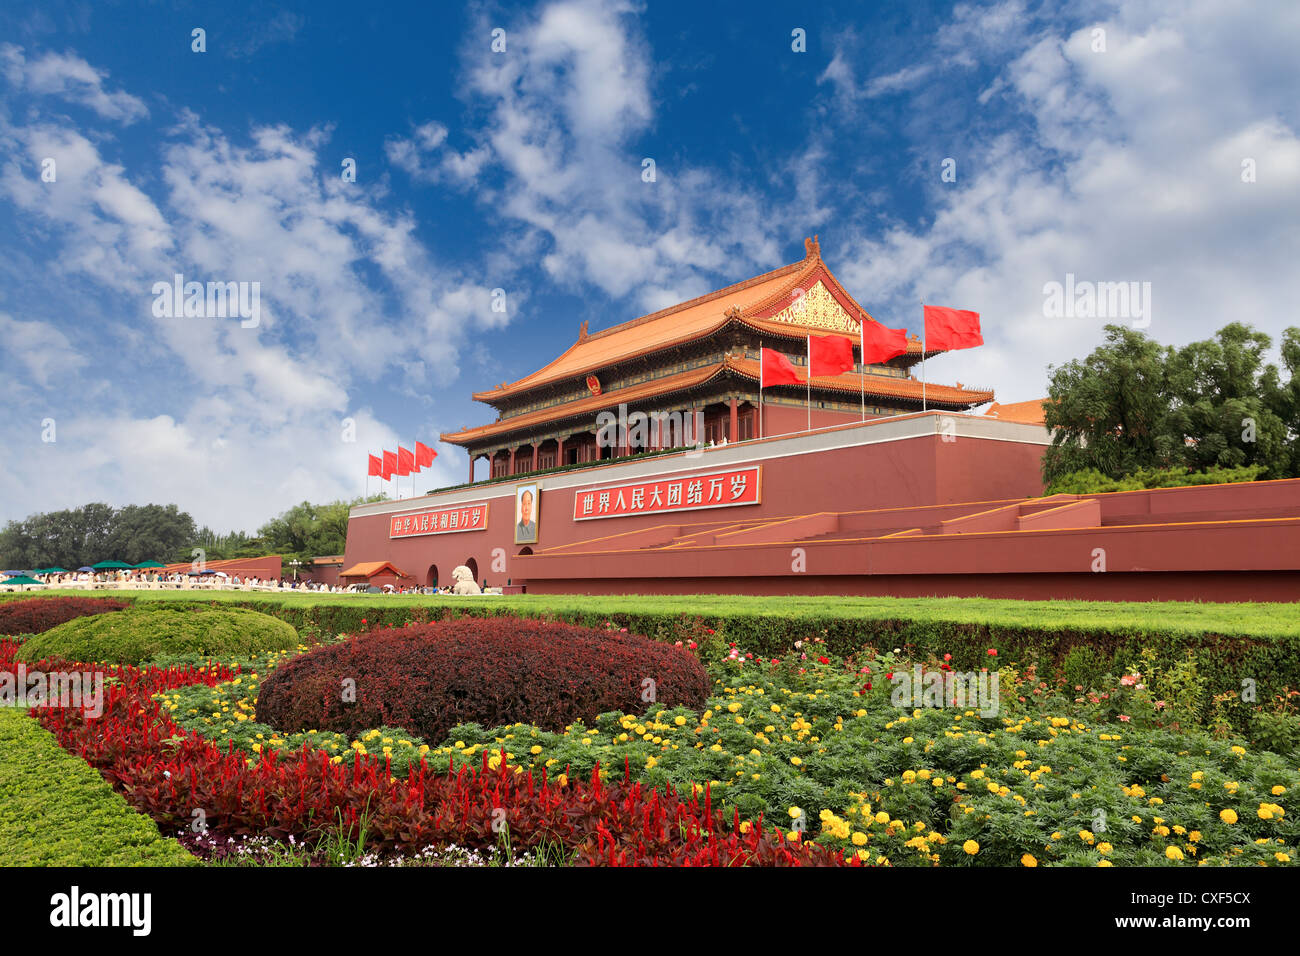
[724,304,744,319]
[578,320,589,341]
[804,234,820,260]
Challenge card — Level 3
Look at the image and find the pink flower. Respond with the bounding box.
[1118,714,1131,722]
[1154,700,1166,710]
[1120,675,1137,687]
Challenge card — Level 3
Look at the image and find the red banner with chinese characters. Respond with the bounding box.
[389,502,489,538]
[573,466,761,520]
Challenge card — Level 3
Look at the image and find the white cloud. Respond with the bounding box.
[439,0,796,309]
[832,0,1300,403]
[0,56,511,530]
[385,120,490,185]
[0,311,88,387]
[0,44,148,123]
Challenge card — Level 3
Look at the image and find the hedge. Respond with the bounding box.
[14,591,1300,727]
[0,708,195,866]
[16,605,300,666]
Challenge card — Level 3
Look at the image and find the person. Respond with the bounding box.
[516,488,537,541]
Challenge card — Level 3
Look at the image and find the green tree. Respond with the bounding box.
[256,496,381,563]
[1044,322,1300,487]
[1165,322,1290,476]
[106,504,197,566]
[1043,325,1177,484]
[0,502,193,569]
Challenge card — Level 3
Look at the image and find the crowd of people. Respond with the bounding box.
[4,568,496,595]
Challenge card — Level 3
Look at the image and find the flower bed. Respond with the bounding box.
[164,635,1299,867]
[2,638,846,867]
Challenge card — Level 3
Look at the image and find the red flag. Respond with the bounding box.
[397,446,415,476]
[382,450,397,481]
[415,441,437,468]
[860,321,909,365]
[808,334,854,377]
[760,347,801,387]
[367,454,382,477]
[924,305,983,351]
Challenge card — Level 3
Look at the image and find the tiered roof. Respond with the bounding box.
[443,237,992,447]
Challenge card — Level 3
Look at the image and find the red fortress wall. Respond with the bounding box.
[344,413,1049,590]
[344,412,1300,600]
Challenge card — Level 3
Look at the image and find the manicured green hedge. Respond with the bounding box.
[19,590,1300,727]
[0,709,195,866]
[16,605,300,666]
[1045,464,1266,495]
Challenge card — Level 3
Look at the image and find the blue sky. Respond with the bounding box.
[1,0,1297,532]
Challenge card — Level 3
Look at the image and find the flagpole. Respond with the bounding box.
[759,338,764,440]
[859,322,865,421]
[920,299,928,413]
[806,334,812,433]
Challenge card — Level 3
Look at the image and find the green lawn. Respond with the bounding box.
[20,588,1300,638]
[0,708,195,866]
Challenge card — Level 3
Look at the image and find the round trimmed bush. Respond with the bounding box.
[0,597,128,636]
[256,617,711,743]
[15,606,300,666]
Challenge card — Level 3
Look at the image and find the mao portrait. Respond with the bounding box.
[515,482,540,545]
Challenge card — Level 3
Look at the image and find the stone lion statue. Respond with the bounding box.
[451,565,481,595]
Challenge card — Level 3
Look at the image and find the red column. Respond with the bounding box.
[468,454,475,485]
[556,436,565,467]
[508,447,516,475]
[729,398,738,443]
[532,444,539,471]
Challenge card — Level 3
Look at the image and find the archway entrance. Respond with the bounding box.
[425,564,438,588]
[517,547,533,556]
[463,557,478,583]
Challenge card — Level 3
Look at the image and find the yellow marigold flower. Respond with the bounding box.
[788,806,803,819]
[1276,852,1291,863]
[1098,859,1113,867]
[790,756,802,766]
[963,840,979,855]
[1272,785,1286,796]
[1021,853,1037,867]
[1166,846,1184,861]
[851,831,868,846]
[1098,842,1113,854]
[1220,808,1238,824]
[875,811,890,825]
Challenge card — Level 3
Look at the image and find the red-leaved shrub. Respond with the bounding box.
[256,617,712,743]
[0,597,128,636]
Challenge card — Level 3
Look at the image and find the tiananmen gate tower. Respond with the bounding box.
[440,236,991,477]
[341,237,1300,601]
